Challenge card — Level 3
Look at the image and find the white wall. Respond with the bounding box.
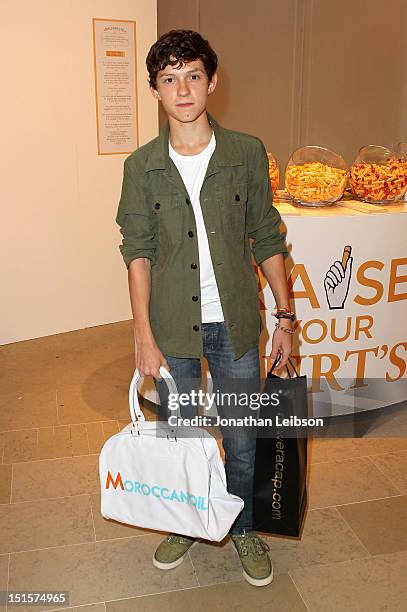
[0,0,158,345]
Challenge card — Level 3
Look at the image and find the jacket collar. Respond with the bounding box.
[145,111,243,174]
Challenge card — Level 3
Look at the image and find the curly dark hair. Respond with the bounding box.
[146,29,218,90]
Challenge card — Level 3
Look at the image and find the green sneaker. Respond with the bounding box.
[231,531,273,586]
[153,534,198,570]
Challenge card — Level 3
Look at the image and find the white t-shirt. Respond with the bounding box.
[168,130,224,323]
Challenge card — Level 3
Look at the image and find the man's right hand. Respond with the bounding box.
[135,340,170,380]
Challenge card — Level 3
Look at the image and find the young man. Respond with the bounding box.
[116,30,294,587]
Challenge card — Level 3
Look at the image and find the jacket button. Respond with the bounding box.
[188,230,194,237]
[191,263,197,269]
[185,197,191,205]
[235,194,240,201]
[193,325,199,331]
[154,202,160,209]
[192,295,198,301]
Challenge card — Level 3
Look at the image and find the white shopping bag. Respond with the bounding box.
[99,366,244,541]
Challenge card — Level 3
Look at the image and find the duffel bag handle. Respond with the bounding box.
[129,366,178,424]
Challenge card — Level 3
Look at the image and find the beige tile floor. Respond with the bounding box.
[1,321,407,612]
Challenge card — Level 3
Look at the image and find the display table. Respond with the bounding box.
[139,198,407,418]
[264,197,407,416]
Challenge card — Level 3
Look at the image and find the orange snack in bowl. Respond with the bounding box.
[350,159,407,202]
[285,161,347,203]
[267,152,280,193]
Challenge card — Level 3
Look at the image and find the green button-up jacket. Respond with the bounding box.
[116,111,288,359]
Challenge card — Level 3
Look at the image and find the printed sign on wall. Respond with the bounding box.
[92,18,139,155]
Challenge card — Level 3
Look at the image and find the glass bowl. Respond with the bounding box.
[267,152,280,193]
[397,142,407,201]
[398,142,407,159]
[285,146,348,207]
[350,145,407,204]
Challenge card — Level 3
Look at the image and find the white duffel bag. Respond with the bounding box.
[99,366,244,541]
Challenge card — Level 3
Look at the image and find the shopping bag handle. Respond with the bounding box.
[129,366,178,424]
[269,354,300,378]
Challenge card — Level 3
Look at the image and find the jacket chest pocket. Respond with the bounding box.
[151,194,183,245]
[218,183,248,241]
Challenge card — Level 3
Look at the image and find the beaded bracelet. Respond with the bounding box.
[274,322,295,335]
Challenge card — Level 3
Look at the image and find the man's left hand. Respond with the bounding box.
[268,320,293,370]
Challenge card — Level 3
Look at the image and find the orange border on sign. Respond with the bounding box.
[92,18,140,155]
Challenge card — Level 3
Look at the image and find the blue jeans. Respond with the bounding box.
[155,322,260,535]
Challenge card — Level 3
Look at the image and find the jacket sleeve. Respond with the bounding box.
[115,156,156,269]
[246,138,288,266]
